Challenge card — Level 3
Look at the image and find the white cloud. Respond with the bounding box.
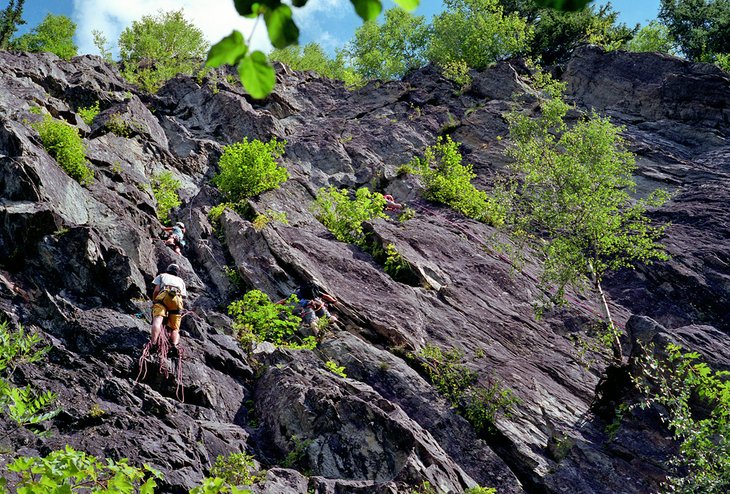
[72,0,271,58]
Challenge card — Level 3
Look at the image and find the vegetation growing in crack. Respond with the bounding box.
[228,290,316,350]
[77,101,100,125]
[32,114,92,185]
[611,343,730,493]
[412,343,518,434]
[0,321,58,441]
[151,171,182,224]
[404,135,504,225]
[213,137,288,202]
[209,452,264,487]
[313,186,387,248]
[325,360,347,378]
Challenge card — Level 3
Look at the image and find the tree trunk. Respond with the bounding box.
[588,261,623,362]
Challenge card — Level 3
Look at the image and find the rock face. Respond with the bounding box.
[0,46,728,493]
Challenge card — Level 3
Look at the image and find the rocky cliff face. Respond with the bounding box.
[0,45,728,493]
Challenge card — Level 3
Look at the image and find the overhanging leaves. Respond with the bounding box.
[238,50,276,99]
[533,0,592,11]
[393,0,419,10]
[206,30,247,67]
[351,0,382,21]
[265,4,299,49]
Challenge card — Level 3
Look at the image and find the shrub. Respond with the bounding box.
[105,113,131,137]
[441,60,472,88]
[213,137,288,201]
[627,343,730,493]
[383,243,409,279]
[252,209,288,232]
[414,343,518,434]
[210,452,262,486]
[33,115,93,185]
[3,445,161,492]
[325,360,347,378]
[406,135,501,224]
[0,322,58,436]
[228,290,310,348]
[151,171,182,224]
[77,101,100,125]
[312,186,387,247]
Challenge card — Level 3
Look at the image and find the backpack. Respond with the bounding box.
[296,282,322,301]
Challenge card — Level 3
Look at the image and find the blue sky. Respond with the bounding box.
[16,0,662,57]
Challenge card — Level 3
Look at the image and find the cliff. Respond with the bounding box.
[0,45,728,493]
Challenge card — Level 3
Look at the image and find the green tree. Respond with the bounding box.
[12,13,77,59]
[270,43,362,86]
[659,0,730,61]
[626,20,676,54]
[346,7,429,80]
[493,76,668,361]
[0,0,24,49]
[119,9,209,93]
[427,0,533,70]
[312,187,387,247]
[499,1,635,64]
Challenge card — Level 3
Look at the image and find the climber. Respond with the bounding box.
[150,263,187,351]
[295,282,338,336]
[161,222,186,255]
[383,194,403,212]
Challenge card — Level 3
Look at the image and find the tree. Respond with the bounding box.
[427,0,532,70]
[11,13,77,60]
[499,2,636,64]
[625,20,677,54]
[119,9,208,93]
[269,43,362,86]
[0,0,24,49]
[346,7,429,80]
[493,76,668,361]
[659,0,730,61]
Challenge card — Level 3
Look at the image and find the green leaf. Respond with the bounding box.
[206,30,248,67]
[351,0,382,21]
[532,0,592,11]
[232,0,259,15]
[264,5,300,49]
[292,0,308,7]
[238,51,276,99]
[393,0,419,10]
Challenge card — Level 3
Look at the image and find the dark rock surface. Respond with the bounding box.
[0,47,728,493]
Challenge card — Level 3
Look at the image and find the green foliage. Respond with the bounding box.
[4,445,162,493]
[210,452,261,487]
[92,29,113,62]
[325,360,347,378]
[270,43,362,87]
[0,322,59,436]
[441,60,472,88]
[228,290,305,348]
[88,403,106,418]
[346,7,429,80]
[213,137,288,202]
[190,478,251,494]
[209,203,231,224]
[464,487,497,494]
[629,344,730,493]
[105,113,131,137]
[151,171,182,224]
[208,1,421,98]
[659,0,730,62]
[494,74,668,359]
[427,0,532,70]
[33,115,93,185]
[502,1,635,64]
[11,13,77,59]
[77,101,100,126]
[0,0,25,50]
[716,53,730,72]
[252,209,288,231]
[414,344,517,434]
[406,135,502,224]
[281,435,312,469]
[383,243,409,279]
[312,187,387,247]
[119,10,209,93]
[626,20,676,54]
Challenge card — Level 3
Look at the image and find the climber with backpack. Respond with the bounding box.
[150,263,187,351]
[161,222,186,255]
[294,282,338,336]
